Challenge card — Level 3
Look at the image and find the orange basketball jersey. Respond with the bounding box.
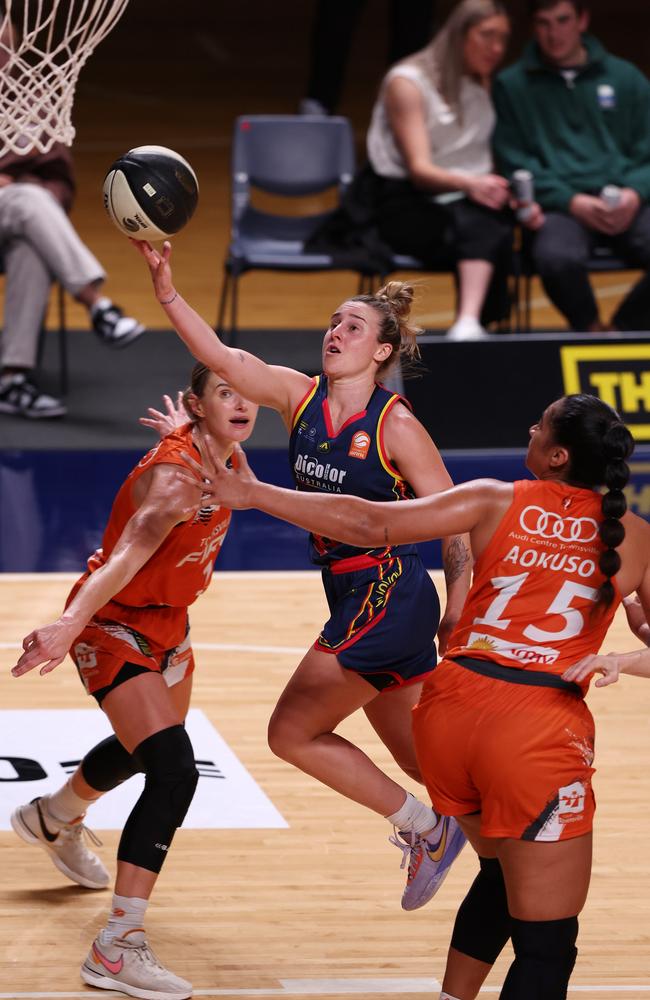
[446,479,620,690]
[72,425,231,650]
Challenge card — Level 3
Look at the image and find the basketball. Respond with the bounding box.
[102,145,199,241]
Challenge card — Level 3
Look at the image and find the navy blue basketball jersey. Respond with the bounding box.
[288,375,419,565]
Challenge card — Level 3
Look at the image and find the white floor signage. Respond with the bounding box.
[0,708,287,830]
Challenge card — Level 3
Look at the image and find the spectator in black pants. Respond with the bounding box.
[493,0,650,332]
[299,0,435,116]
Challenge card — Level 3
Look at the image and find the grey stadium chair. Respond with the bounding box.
[216,115,375,344]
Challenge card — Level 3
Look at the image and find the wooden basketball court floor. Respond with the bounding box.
[1,570,649,999]
[1,4,650,995]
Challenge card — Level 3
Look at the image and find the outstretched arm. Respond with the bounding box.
[12,466,197,677]
[562,647,650,687]
[132,239,312,426]
[182,442,507,549]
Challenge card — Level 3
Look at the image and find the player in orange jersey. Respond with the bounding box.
[10,364,258,1000]
[181,393,650,1000]
[135,238,472,912]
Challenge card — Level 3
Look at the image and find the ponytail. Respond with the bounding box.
[550,394,634,606]
[351,281,423,379]
[598,423,633,605]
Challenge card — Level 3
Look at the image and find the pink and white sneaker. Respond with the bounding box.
[81,930,192,999]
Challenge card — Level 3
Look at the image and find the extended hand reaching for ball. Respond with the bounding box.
[180,439,259,511]
[131,238,177,304]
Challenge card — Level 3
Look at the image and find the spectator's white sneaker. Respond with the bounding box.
[0,373,66,418]
[81,931,193,999]
[91,297,145,349]
[446,316,488,340]
[11,795,109,889]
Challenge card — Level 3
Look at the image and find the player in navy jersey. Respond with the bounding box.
[135,239,471,909]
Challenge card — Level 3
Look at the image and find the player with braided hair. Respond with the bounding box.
[134,238,472,911]
[184,392,650,1000]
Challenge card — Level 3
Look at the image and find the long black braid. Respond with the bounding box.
[550,394,634,605]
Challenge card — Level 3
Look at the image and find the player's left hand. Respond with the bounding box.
[179,440,258,510]
[436,613,459,655]
[139,391,187,438]
[131,238,176,303]
[562,652,621,688]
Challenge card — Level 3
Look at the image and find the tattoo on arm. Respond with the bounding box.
[443,536,471,586]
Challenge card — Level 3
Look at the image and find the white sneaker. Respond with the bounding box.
[81,930,193,999]
[11,795,109,889]
[446,316,488,340]
[91,298,145,349]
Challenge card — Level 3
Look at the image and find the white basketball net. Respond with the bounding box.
[0,0,130,156]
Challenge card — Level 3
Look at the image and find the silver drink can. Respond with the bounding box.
[512,169,534,220]
[600,184,621,207]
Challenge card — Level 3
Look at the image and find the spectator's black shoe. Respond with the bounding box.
[0,373,67,418]
[91,297,145,349]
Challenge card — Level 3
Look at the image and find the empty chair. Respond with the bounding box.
[216,115,374,344]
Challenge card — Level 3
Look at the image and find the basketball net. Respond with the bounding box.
[0,0,130,157]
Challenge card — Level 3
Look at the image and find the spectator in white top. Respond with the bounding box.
[366,0,513,339]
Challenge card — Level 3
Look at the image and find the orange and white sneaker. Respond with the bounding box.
[390,815,467,911]
[81,930,192,999]
[11,795,109,889]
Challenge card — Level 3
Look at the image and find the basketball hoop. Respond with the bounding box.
[0,0,130,157]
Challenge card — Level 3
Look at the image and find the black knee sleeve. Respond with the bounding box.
[450,857,510,965]
[81,735,141,792]
[117,724,199,874]
[500,916,578,1000]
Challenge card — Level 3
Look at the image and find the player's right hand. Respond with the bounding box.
[179,440,258,511]
[11,620,76,677]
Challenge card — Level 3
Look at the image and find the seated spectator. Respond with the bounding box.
[365,0,513,339]
[0,142,144,419]
[0,15,143,420]
[493,0,650,333]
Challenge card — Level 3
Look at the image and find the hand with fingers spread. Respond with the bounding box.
[180,440,258,511]
[12,618,80,678]
[130,238,176,305]
[139,391,187,438]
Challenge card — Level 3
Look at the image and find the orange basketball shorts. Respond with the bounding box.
[412,658,596,841]
[71,618,195,697]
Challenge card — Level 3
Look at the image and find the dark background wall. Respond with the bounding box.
[77,0,650,140]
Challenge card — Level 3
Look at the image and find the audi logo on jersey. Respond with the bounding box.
[519,506,600,544]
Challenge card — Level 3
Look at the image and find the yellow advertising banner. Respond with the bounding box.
[561,344,650,440]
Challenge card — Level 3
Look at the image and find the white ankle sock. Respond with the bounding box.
[46,780,97,824]
[385,791,438,835]
[101,894,149,943]
[440,993,462,1000]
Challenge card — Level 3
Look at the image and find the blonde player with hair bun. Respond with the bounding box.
[135,238,472,909]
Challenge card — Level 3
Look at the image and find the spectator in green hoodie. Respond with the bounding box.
[493,0,650,333]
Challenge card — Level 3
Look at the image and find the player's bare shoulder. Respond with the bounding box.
[622,507,650,552]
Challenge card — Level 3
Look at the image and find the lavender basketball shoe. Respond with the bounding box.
[391,815,467,910]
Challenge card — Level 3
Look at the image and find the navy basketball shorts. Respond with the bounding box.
[316,554,440,691]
